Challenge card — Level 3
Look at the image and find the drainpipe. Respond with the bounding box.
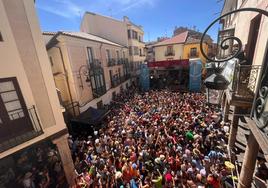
[53,46,76,116]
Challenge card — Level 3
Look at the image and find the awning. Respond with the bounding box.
[70,107,110,125]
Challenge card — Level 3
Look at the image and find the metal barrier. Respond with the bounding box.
[0,105,43,153]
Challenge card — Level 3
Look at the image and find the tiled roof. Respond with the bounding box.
[43,31,124,47]
[154,31,188,46]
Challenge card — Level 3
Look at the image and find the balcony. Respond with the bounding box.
[226,63,261,104]
[165,50,175,56]
[188,52,199,58]
[123,58,129,65]
[111,76,122,88]
[89,59,102,69]
[117,58,124,65]
[92,86,106,98]
[0,106,43,153]
[107,58,116,67]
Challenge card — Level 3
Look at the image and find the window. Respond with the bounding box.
[118,68,121,78]
[0,32,3,42]
[129,47,133,56]
[132,31,138,40]
[116,50,120,60]
[123,51,126,59]
[90,69,106,98]
[139,36,142,42]
[0,80,25,120]
[134,47,139,55]
[87,47,94,63]
[112,91,116,100]
[106,49,111,61]
[128,30,131,39]
[167,46,173,54]
[139,49,142,56]
[97,100,103,109]
[190,48,198,57]
[91,76,96,89]
[49,57,54,67]
[109,70,113,81]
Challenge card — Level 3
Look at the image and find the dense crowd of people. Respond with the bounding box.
[0,142,67,188]
[70,88,236,188]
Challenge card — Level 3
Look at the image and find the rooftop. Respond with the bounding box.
[43,31,125,47]
[153,31,188,47]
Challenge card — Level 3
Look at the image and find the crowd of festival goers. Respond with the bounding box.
[69,87,238,188]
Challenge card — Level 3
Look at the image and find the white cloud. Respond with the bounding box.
[112,0,157,14]
[37,0,84,18]
[37,0,157,19]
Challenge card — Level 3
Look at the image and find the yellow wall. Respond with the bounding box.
[183,43,209,66]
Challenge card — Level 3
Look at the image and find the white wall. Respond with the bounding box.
[81,12,128,47]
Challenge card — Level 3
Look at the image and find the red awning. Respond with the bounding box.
[148,59,189,68]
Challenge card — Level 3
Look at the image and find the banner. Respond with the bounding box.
[221,58,238,90]
[189,60,202,92]
[148,59,189,68]
[139,64,150,91]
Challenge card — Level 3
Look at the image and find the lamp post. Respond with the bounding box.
[200,8,268,106]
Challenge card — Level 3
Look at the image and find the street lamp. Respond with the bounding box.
[199,8,268,105]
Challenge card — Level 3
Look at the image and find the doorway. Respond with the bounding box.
[246,14,261,64]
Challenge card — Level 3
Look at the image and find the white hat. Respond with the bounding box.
[95,139,99,144]
[155,157,161,164]
[94,131,98,135]
[115,171,123,179]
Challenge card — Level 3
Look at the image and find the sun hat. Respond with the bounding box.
[160,155,165,160]
[115,171,122,179]
[155,158,161,164]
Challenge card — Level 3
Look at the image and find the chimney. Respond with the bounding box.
[123,16,129,22]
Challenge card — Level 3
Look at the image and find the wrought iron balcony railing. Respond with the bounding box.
[111,76,122,88]
[116,58,123,65]
[165,50,175,56]
[229,64,261,101]
[107,58,116,66]
[89,59,102,69]
[92,86,106,98]
[0,105,43,153]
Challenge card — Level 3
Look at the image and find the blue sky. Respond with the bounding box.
[36,0,224,42]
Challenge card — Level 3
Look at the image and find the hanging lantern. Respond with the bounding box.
[204,63,229,105]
